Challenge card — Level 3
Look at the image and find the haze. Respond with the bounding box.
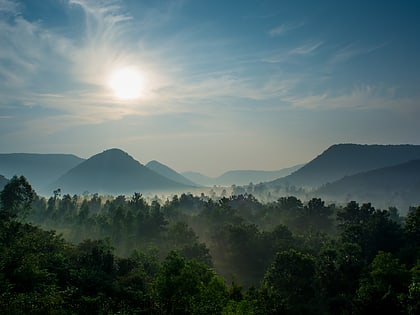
[1,0,419,176]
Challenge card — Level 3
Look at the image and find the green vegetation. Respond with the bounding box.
[1,176,419,314]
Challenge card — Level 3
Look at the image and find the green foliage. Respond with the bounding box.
[404,206,420,264]
[166,222,213,266]
[262,249,319,314]
[337,202,404,262]
[153,251,227,314]
[355,252,410,314]
[407,262,420,315]
[0,221,67,314]
[0,175,34,220]
[1,177,419,314]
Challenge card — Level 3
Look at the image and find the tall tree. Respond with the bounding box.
[0,175,34,221]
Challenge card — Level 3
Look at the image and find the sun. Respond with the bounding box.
[108,67,144,100]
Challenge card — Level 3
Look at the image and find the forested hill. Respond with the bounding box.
[146,160,198,187]
[52,148,191,194]
[269,144,420,188]
[0,153,84,194]
[316,159,420,208]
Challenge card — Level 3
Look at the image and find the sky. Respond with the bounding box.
[1,0,419,176]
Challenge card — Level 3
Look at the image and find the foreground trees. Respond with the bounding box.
[262,249,318,314]
[1,177,419,314]
[0,175,34,220]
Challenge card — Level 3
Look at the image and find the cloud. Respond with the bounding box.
[0,0,413,142]
[290,41,323,55]
[261,40,323,63]
[0,0,19,13]
[67,0,134,86]
[285,85,419,112]
[0,0,179,125]
[268,22,304,37]
[329,42,387,65]
[1,0,301,127]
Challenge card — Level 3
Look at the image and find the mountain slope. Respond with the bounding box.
[182,164,303,186]
[0,153,84,194]
[181,172,214,186]
[52,149,190,194]
[146,160,198,186]
[215,165,304,186]
[316,159,420,209]
[269,144,420,188]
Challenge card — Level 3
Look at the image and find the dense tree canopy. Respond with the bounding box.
[0,175,34,220]
[0,179,419,314]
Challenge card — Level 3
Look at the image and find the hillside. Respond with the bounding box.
[145,160,198,187]
[0,153,84,194]
[216,165,304,186]
[269,144,420,188]
[181,172,215,186]
[182,164,303,186]
[52,149,190,195]
[316,159,420,209]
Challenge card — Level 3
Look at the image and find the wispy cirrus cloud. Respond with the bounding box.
[285,85,419,112]
[261,40,323,63]
[0,0,415,138]
[290,41,324,55]
[329,42,388,65]
[0,0,317,126]
[268,21,304,37]
[0,0,181,124]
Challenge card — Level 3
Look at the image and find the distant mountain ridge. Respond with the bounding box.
[182,171,214,186]
[182,164,303,186]
[269,144,420,188]
[316,159,420,209]
[0,153,84,194]
[3,144,420,202]
[52,149,190,195]
[145,160,198,187]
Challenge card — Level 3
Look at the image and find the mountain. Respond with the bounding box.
[0,175,8,191]
[269,144,420,189]
[52,149,190,194]
[181,172,214,186]
[182,164,303,186]
[0,153,84,194]
[316,159,420,209]
[215,165,304,186]
[145,160,198,186]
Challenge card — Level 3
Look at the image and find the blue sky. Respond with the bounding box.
[1,0,419,176]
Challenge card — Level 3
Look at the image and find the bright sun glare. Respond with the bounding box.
[108,67,144,100]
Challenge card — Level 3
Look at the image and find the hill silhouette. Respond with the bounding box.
[269,144,420,188]
[216,165,304,186]
[181,172,214,186]
[316,159,420,209]
[52,149,190,195]
[182,164,303,186]
[145,160,198,187]
[0,153,84,194]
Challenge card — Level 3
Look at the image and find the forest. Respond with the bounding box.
[1,175,419,314]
